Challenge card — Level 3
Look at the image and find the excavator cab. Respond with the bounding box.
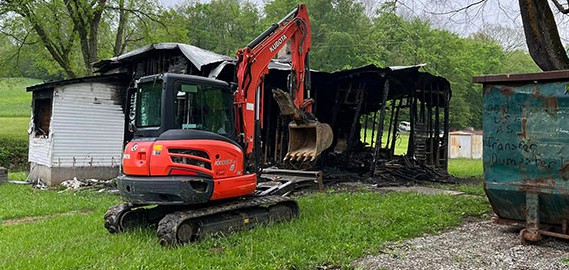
[132,73,235,140]
[108,73,297,244]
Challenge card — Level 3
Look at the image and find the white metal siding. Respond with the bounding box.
[28,137,52,166]
[449,134,471,159]
[50,82,124,167]
[28,107,54,166]
[471,134,483,159]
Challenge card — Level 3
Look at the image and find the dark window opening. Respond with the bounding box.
[33,97,53,138]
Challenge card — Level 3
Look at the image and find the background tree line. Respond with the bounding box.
[0,0,545,129]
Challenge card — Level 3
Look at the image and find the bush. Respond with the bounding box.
[0,138,28,171]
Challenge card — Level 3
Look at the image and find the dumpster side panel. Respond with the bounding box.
[483,81,569,224]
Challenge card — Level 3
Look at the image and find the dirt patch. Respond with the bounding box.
[2,209,93,226]
[353,221,569,270]
[322,181,476,196]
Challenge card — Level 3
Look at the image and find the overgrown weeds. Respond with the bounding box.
[0,137,28,171]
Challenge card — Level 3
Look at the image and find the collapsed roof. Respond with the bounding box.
[93,43,233,73]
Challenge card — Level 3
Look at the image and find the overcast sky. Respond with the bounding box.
[159,0,184,7]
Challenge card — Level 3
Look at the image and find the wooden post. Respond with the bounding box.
[371,79,390,176]
[0,167,7,183]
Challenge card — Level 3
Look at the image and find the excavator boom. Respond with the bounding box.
[234,4,333,164]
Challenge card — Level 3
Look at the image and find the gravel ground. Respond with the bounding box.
[353,221,569,270]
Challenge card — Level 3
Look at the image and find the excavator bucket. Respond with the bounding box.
[272,88,334,162]
[285,121,333,162]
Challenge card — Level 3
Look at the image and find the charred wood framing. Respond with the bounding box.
[371,79,390,175]
[91,45,451,176]
[311,65,451,176]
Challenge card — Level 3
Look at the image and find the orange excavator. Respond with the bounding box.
[104,4,333,246]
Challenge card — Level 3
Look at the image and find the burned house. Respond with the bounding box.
[92,43,234,80]
[25,43,293,185]
[317,65,452,180]
[26,43,451,185]
[259,64,452,179]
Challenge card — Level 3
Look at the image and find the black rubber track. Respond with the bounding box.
[156,195,299,246]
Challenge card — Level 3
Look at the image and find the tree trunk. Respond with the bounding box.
[11,2,77,78]
[65,0,106,76]
[114,0,128,56]
[519,0,569,71]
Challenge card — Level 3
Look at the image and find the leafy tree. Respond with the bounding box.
[0,0,544,132]
[368,11,516,129]
[263,0,372,71]
[502,49,540,74]
[0,0,162,78]
[174,0,262,56]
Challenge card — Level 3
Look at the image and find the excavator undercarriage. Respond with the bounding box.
[104,195,299,246]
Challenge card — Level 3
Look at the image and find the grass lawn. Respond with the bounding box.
[0,117,30,141]
[432,159,485,196]
[448,158,483,179]
[0,184,490,269]
[0,77,40,140]
[0,78,36,170]
[0,77,41,117]
[360,128,409,155]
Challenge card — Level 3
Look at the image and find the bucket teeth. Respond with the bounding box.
[285,121,333,165]
[283,151,318,162]
[284,153,293,161]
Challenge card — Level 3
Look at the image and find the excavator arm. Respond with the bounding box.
[235,4,332,164]
[235,4,312,155]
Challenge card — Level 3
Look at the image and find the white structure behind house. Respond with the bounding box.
[449,130,483,159]
[27,75,127,185]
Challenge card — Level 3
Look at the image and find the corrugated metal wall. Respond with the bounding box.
[449,134,471,158]
[449,133,483,159]
[50,82,124,167]
[471,134,483,159]
[28,137,52,166]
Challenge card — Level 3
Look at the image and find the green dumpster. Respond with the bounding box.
[473,71,569,243]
